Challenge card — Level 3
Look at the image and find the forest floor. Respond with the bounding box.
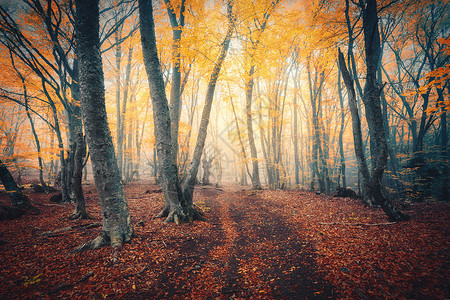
[0,180,448,299]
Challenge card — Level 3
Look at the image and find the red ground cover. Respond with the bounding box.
[0,181,448,299]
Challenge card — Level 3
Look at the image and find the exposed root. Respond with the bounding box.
[68,210,92,220]
[155,206,170,219]
[156,205,206,224]
[72,231,109,254]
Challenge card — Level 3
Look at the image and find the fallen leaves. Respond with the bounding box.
[0,181,448,299]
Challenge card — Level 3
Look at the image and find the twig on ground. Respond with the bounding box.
[319,222,397,226]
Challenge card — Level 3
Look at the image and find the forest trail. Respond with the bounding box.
[198,187,335,298]
[0,182,448,299]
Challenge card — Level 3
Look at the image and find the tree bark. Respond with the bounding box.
[245,65,262,189]
[181,0,236,204]
[74,0,133,250]
[293,67,300,187]
[164,0,186,163]
[337,61,347,188]
[0,159,31,208]
[68,58,88,219]
[139,0,201,223]
[338,49,371,202]
[115,27,124,177]
[361,0,409,221]
[69,130,89,220]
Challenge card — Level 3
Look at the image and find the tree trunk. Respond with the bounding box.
[164,0,186,163]
[293,68,300,187]
[245,65,262,189]
[181,0,236,204]
[115,27,123,177]
[338,49,372,202]
[69,58,89,219]
[74,0,133,251]
[337,62,347,188]
[139,0,201,223]
[361,0,409,221]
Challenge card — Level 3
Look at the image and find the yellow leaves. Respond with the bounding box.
[23,273,42,286]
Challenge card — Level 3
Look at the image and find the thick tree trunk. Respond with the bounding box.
[361,0,409,221]
[74,0,133,251]
[139,0,200,223]
[69,130,89,220]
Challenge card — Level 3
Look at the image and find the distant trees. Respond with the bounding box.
[0,0,447,227]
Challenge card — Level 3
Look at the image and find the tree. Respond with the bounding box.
[139,0,193,223]
[139,0,235,222]
[0,159,37,220]
[340,0,409,221]
[239,0,280,190]
[74,0,133,250]
[165,0,186,163]
[181,0,236,204]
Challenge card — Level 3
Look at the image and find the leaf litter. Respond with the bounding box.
[0,181,448,299]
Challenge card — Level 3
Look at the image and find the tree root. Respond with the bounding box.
[72,231,110,254]
[156,205,206,224]
[68,210,92,220]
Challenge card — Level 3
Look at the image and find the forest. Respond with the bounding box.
[0,0,448,299]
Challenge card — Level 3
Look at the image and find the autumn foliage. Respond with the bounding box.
[0,0,449,298]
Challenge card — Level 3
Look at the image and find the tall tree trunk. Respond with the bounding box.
[337,62,347,188]
[229,89,252,180]
[74,0,133,251]
[122,46,133,182]
[338,49,372,202]
[44,82,69,203]
[69,58,89,219]
[293,68,300,187]
[115,27,123,177]
[181,0,236,204]
[245,65,262,189]
[139,0,201,223]
[361,0,409,221]
[164,0,186,163]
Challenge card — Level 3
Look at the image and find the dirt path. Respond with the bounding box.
[131,186,335,299]
[202,188,336,299]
